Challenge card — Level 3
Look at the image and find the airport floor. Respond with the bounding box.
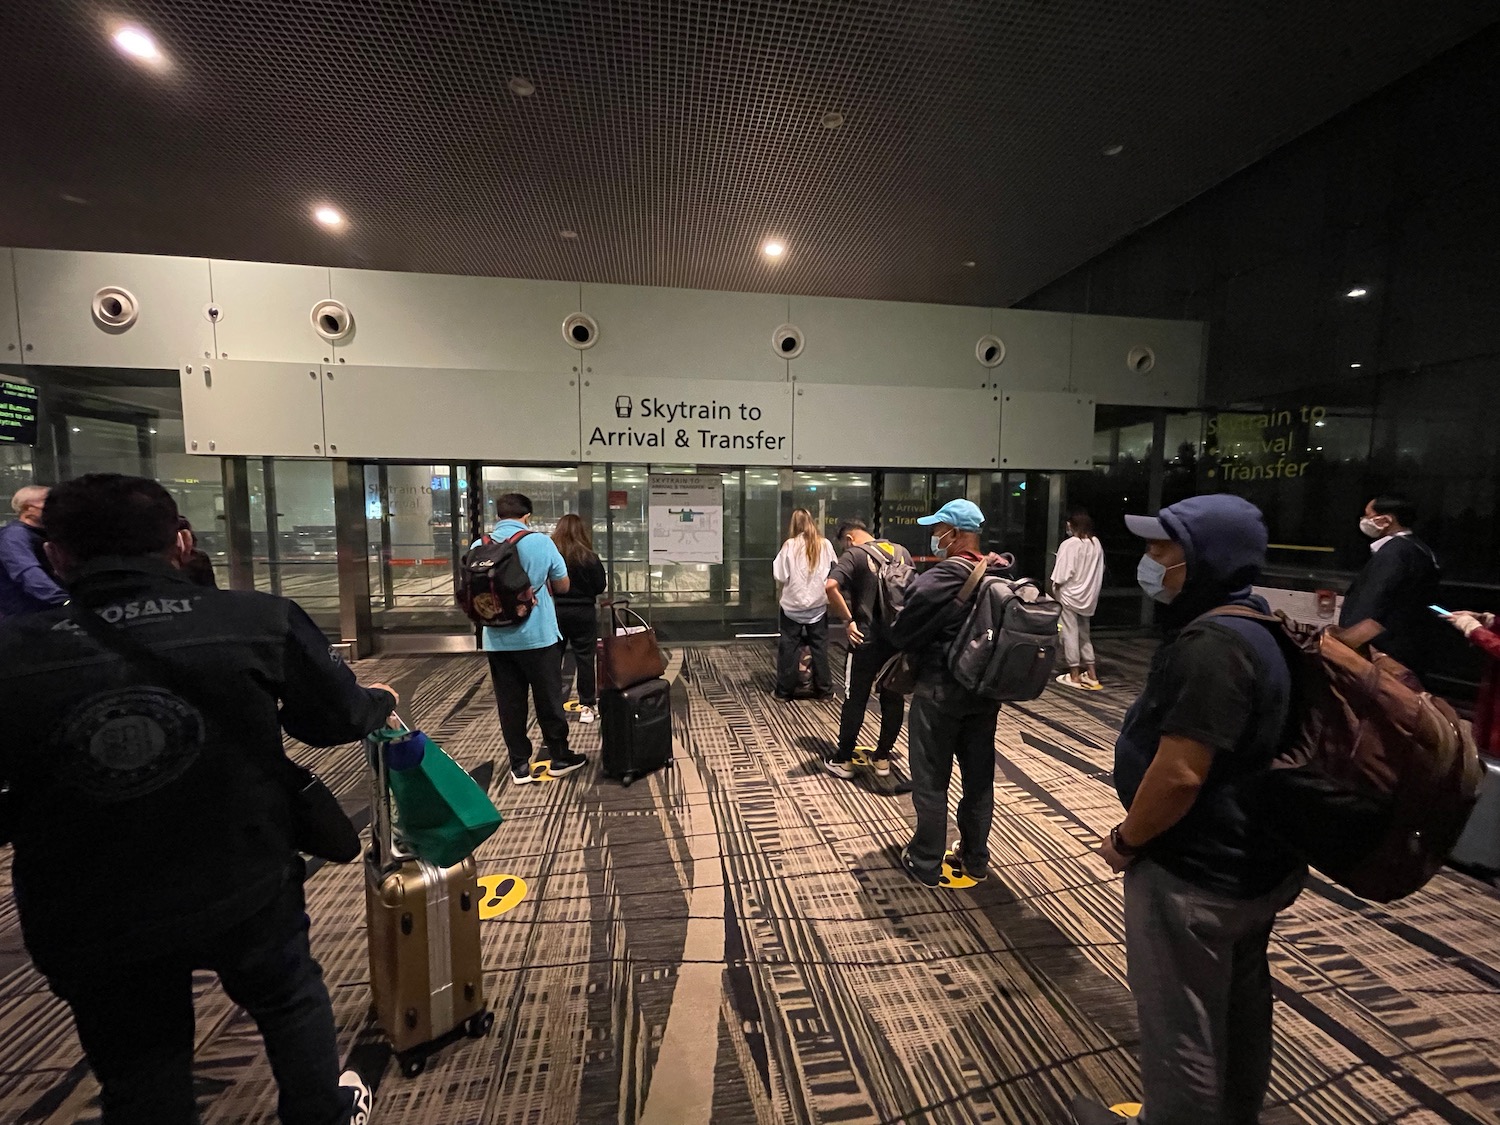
[4,640,1500,1125]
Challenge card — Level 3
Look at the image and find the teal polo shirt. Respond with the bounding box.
[476,520,568,652]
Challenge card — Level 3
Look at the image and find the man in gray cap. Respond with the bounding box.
[887,499,1013,887]
[1071,494,1306,1125]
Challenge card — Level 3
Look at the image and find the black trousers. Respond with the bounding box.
[776,611,831,696]
[47,860,351,1125]
[486,643,571,771]
[835,636,905,760]
[555,603,599,706]
[905,683,1000,877]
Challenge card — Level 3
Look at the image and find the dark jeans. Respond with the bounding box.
[1126,859,1304,1125]
[905,683,999,876]
[47,859,351,1125]
[835,637,905,760]
[487,643,571,771]
[556,603,599,706]
[776,611,830,696]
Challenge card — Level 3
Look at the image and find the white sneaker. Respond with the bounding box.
[340,1070,372,1125]
[578,706,597,724]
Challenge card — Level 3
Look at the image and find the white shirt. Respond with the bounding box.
[773,537,836,623]
[1050,535,1105,616]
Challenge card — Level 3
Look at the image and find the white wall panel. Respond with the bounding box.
[322,366,580,461]
[581,375,793,466]
[793,384,1000,469]
[788,296,992,387]
[580,284,788,382]
[179,360,326,457]
[988,307,1072,391]
[16,249,213,367]
[998,392,1095,470]
[328,269,576,371]
[209,260,329,365]
[0,251,19,360]
[1068,315,1203,405]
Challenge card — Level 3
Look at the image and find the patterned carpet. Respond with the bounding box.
[4,639,1500,1124]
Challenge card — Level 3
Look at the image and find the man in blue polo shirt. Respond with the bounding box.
[480,493,588,785]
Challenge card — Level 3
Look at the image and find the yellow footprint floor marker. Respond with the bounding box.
[476,874,529,919]
[1108,1103,1143,1118]
[528,761,559,783]
[938,859,977,889]
[563,698,582,713]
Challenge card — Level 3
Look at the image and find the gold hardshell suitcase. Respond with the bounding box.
[364,730,492,1077]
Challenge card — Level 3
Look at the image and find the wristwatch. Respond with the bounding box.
[1110,823,1142,856]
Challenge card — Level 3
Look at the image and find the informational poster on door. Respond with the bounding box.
[648,474,723,564]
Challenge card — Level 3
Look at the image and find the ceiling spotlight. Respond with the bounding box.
[314,206,344,227]
[1102,143,1125,156]
[762,240,786,259]
[1350,362,1362,369]
[962,260,976,268]
[508,76,536,97]
[559,229,579,240]
[821,111,845,130]
[112,25,162,63]
[1345,287,1368,298]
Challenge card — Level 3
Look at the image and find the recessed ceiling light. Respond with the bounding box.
[1102,143,1125,156]
[314,206,344,227]
[559,229,579,240]
[762,240,786,259]
[1346,287,1368,298]
[113,25,162,63]
[821,111,845,130]
[1350,362,1362,369]
[509,76,536,97]
[962,261,976,268]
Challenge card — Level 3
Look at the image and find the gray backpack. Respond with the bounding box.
[947,561,1061,702]
[858,541,916,635]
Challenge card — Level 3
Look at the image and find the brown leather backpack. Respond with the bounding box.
[1207,607,1483,903]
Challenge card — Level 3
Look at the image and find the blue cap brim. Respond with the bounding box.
[1125,514,1171,540]
[916,514,942,525]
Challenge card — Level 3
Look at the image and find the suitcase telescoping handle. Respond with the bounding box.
[368,713,413,870]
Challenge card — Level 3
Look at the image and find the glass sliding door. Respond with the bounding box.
[248,459,339,629]
[365,463,470,634]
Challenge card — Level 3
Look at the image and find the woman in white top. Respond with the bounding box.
[1051,508,1106,690]
[772,508,837,700]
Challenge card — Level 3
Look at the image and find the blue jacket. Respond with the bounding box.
[0,519,66,618]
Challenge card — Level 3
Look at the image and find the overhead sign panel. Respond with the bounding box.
[581,376,793,465]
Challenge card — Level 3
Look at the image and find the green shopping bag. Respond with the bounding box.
[370,728,502,868]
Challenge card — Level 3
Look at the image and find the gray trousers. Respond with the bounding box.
[1059,606,1095,668]
[1125,859,1304,1125]
[905,686,1000,876]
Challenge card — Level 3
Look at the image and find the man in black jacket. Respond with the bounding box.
[1339,494,1440,678]
[887,499,1010,887]
[0,474,396,1125]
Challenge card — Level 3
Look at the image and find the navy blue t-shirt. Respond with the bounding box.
[1114,604,1307,899]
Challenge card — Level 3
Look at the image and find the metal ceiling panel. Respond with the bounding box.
[580,284,788,383]
[788,296,991,388]
[0,2,1492,307]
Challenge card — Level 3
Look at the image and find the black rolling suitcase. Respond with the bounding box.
[599,677,673,787]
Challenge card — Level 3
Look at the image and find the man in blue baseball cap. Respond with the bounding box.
[886,498,1012,887]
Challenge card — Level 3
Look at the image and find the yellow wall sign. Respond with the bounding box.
[476,874,528,920]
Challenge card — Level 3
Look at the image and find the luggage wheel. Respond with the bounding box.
[466,1010,495,1039]
[397,1052,426,1079]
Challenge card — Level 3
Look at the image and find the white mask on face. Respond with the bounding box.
[1359,516,1384,539]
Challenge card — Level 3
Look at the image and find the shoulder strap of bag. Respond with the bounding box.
[68,599,301,786]
[505,529,533,545]
[858,542,891,568]
[955,558,987,605]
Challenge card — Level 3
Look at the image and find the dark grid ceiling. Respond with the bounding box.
[1,2,1495,307]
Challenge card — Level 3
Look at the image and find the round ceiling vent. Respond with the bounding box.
[1127,346,1156,374]
[563,313,598,349]
[976,334,1006,368]
[91,286,139,330]
[311,299,354,343]
[771,323,804,359]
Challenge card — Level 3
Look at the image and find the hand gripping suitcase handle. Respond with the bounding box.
[368,713,413,869]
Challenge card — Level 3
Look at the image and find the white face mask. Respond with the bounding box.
[1359,516,1385,539]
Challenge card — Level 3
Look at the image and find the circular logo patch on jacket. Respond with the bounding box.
[55,688,206,802]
